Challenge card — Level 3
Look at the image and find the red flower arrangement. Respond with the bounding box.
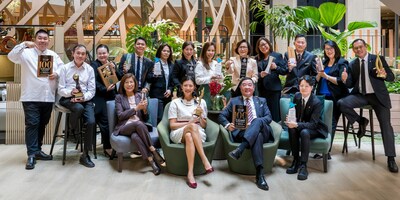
[209,81,222,96]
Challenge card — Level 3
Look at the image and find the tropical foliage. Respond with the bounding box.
[249,1,306,45]
[126,19,184,59]
[297,2,377,57]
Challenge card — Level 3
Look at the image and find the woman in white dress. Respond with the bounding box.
[168,77,214,189]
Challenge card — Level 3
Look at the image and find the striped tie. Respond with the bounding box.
[246,98,253,124]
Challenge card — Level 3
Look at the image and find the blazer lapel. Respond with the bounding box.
[253,97,261,117]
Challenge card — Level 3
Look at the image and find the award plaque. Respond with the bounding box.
[287,46,296,65]
[264,56,275,74]
[73,74,84,98]
[232,105,248,130]
[37,55,53,77]
[97,62,119,88]
[316,57,324,72]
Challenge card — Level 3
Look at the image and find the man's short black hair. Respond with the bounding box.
[35,29,49,38]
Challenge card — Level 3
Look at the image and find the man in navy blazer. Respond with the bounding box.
[117,37,153,92]
[219,77,273,191]
[283,34,317,95]
[339,38,398,173]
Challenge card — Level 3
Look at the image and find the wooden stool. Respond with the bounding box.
[342,105,375,160]
[49,104,96,165]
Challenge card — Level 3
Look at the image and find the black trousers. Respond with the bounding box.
[288,128,322,163]
[259,90,281,122]
[22,102,53,156]
[94,101,111,150]
[338,93,396,157]
[59,97,95,152]
[234,118,271,168]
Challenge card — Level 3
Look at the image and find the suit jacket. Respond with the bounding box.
[226,56,258,91]
[172,58,197,88]
[293,92,328,138]
[91,59,117,114]
[218,96,273,141]
[117,53,154,89]
[316,57,349,102]
[146,60,174,100]
[345,54,395,108]
[113,93,148,135]
[256,51,287,92]
[283,51,317,93]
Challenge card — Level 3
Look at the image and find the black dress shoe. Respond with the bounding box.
[388,160,399,173]
[25,156,36,170]
[297,165,308,180]
[35,151,53,160]
[357,117,369,138]
[228,147,243,160]
[149,160,161,175]
[255,174,269,191]
[286,159,300,174]
[79,154,95,168]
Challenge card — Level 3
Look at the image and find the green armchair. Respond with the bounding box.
[220,121,282,175]
[279,97,333,172]
[157,102,219,176]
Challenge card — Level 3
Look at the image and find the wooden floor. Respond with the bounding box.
[0,139,399,200]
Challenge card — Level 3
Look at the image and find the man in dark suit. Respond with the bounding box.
[339,38,398,173]
[117,37,153,92]
[219,77,273,191]
[285,75,328,180]
[283,34,317,95]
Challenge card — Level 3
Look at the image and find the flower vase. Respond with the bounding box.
[211,94,224,111]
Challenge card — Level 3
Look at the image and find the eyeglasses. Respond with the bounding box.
[239,46,248,49]
[324,47,334,52]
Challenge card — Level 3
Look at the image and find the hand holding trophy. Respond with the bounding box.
[193,88,204,117]
[374,51,387,79]
[72,74,83,98]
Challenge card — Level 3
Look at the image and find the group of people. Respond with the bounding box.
[8,29,398,191]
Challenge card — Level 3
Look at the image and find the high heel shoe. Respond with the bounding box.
[206,167,214,174]
[186,178,197,189]
[152,149,166,166]
[149,160,161,175]
[104,150,116,159]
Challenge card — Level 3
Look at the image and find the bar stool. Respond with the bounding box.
[49,103,96,165]
[342,105,375,160]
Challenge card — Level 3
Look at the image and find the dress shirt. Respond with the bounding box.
[7,42,64,102]
[358,53,374,94]
[135,54,143,85]
[58,61,96,101]
[161,60,170,90]
[243,96,257,120]
[195,60,218,85]
[302,95,310,106]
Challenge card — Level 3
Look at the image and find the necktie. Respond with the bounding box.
[136,56,141,87]
[300,99,306,122]
[246,98,254,124]
[360,59,366,95]
[297,53,301,62]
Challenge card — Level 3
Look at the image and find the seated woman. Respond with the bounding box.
[285,75,328,181]
[168,77,213,189]
[113,73,165,175]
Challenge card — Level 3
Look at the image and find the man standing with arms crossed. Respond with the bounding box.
[8,29,64,170]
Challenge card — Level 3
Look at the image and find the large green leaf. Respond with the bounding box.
[347,21,377,31]
[319,2,346,27]
[318,26,336,41]
[296,6,320,30]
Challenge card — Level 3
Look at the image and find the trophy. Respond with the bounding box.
[73,74,83,98]
[374,51,386,78]
[316,56,324,72]
[193,88,205,117]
